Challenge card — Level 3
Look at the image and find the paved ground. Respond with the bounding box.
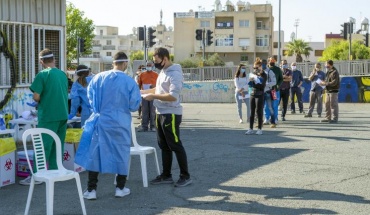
[1,103,370,215]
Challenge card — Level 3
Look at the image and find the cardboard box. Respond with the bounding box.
[16,150,34,177]
[63,143,84,173]
[0,151,15,187]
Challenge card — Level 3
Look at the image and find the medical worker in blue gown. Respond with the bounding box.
[68,65,92,127]
[75,51,141,200]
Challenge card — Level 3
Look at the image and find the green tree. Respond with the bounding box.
[320,40,370,61]
[284,39,313,62]
[66,3,95,69]
[205,53,225,66]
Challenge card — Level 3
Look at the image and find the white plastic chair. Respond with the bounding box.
[129,121,160,187]
[22,128,86,215]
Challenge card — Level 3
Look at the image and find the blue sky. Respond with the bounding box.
[68,0,370,42]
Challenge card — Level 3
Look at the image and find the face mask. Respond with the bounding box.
[154,59,164,70]
[141,68,146,72]
[146,67,152,71]
[241,68,246,73]
[283,65,288,69]
[262,64,267,70]
[291,66,297,70]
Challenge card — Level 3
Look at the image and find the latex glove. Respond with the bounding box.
[26,101,38,107]
[68,114,75,120]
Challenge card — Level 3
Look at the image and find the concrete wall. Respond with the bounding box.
[182,75,370,103]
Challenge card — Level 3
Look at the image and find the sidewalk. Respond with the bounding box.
[1,103,370,215]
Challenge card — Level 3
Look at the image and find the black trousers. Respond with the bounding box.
[156,114,190,179]
[249,94,264,129]
[87,171,127,191]
[280,88,290,117]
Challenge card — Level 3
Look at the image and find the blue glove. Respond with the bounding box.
[26,102,38,107]
[68,114,75,120]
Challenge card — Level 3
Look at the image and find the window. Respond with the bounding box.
[215,34,234,47]
[256,35,268,46]
[315,50,323,56]
[239,38,250,47]
[200,21,210,28]
[273,42,280,48]
[158,31,163,34]
[107,52,112,56]
[93,52,100,58]
[257,21,263,29]
[100,30,103,35]
[240,55,248,61]
[106,40,112,45]
[130,41,134,47]
[239,20,250,27]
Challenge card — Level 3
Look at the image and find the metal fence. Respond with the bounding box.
[182,60,370,82]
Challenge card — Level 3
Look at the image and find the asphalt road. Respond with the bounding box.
[1,103,370,215]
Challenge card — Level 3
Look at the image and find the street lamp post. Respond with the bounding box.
[294,19,300,39]
[277,0,281,64]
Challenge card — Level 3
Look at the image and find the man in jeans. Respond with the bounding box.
[320,60,340,123]
[290,62,304,114]
[141,47,192,187]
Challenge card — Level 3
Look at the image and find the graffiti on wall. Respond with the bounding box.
[182,81,235,103]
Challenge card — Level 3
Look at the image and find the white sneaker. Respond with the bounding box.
[263,119,269,125]
[256,129,263,135]
[19,176,42,186]
[239,119,243,123]
[245,129,254,135]
[115,187,130,198]
[83,189,97,200]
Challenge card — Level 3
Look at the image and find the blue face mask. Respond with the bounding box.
[241,68,246,73]
[262,64,267,70]
[146,67,152,71]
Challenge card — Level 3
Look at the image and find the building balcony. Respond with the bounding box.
[102,45,116,50]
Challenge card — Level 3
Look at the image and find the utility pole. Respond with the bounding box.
[144,25,147,62]
[294,19,300,39]
[202,28,205,62]
[77,36,80,65]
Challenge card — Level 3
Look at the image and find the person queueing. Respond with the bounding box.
[319,60,340,123]
[141,47,192,187]
[262,59,277,128]
[75,51,141,199]
[290,62,304,114]
[20,49,69,185]
[68,65,93,127]
[280,60,292,121]
[264,57,283,124]
[245,58,267,135]
[233,64,250,124]
[137,61,159,132]
[305,63,326,118]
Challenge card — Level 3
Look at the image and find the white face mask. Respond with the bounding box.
[291,66,297,70]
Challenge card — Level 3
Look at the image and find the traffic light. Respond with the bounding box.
[78,38,85,52]
[195,29,202,41]
[138,27,144,41]
[148,27,156,47]
[364,33,369,47]
[206,30,213,46]
[340,22,348,40]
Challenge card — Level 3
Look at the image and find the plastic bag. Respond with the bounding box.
[0,138,16,156]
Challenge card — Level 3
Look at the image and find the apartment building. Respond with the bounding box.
[79,25,174,73]
[173,1,273,65]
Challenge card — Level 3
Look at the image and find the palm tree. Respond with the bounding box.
[284,39,313,62]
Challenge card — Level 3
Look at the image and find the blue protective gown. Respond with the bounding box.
[70,76,93,126]
[75,70,141,175]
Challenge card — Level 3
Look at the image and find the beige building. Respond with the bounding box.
[173,1,273,65]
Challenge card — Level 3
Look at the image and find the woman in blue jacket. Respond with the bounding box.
[69,65,92,127]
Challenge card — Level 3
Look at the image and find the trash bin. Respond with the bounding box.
[63,128,84,172]
[0,137,16,187]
